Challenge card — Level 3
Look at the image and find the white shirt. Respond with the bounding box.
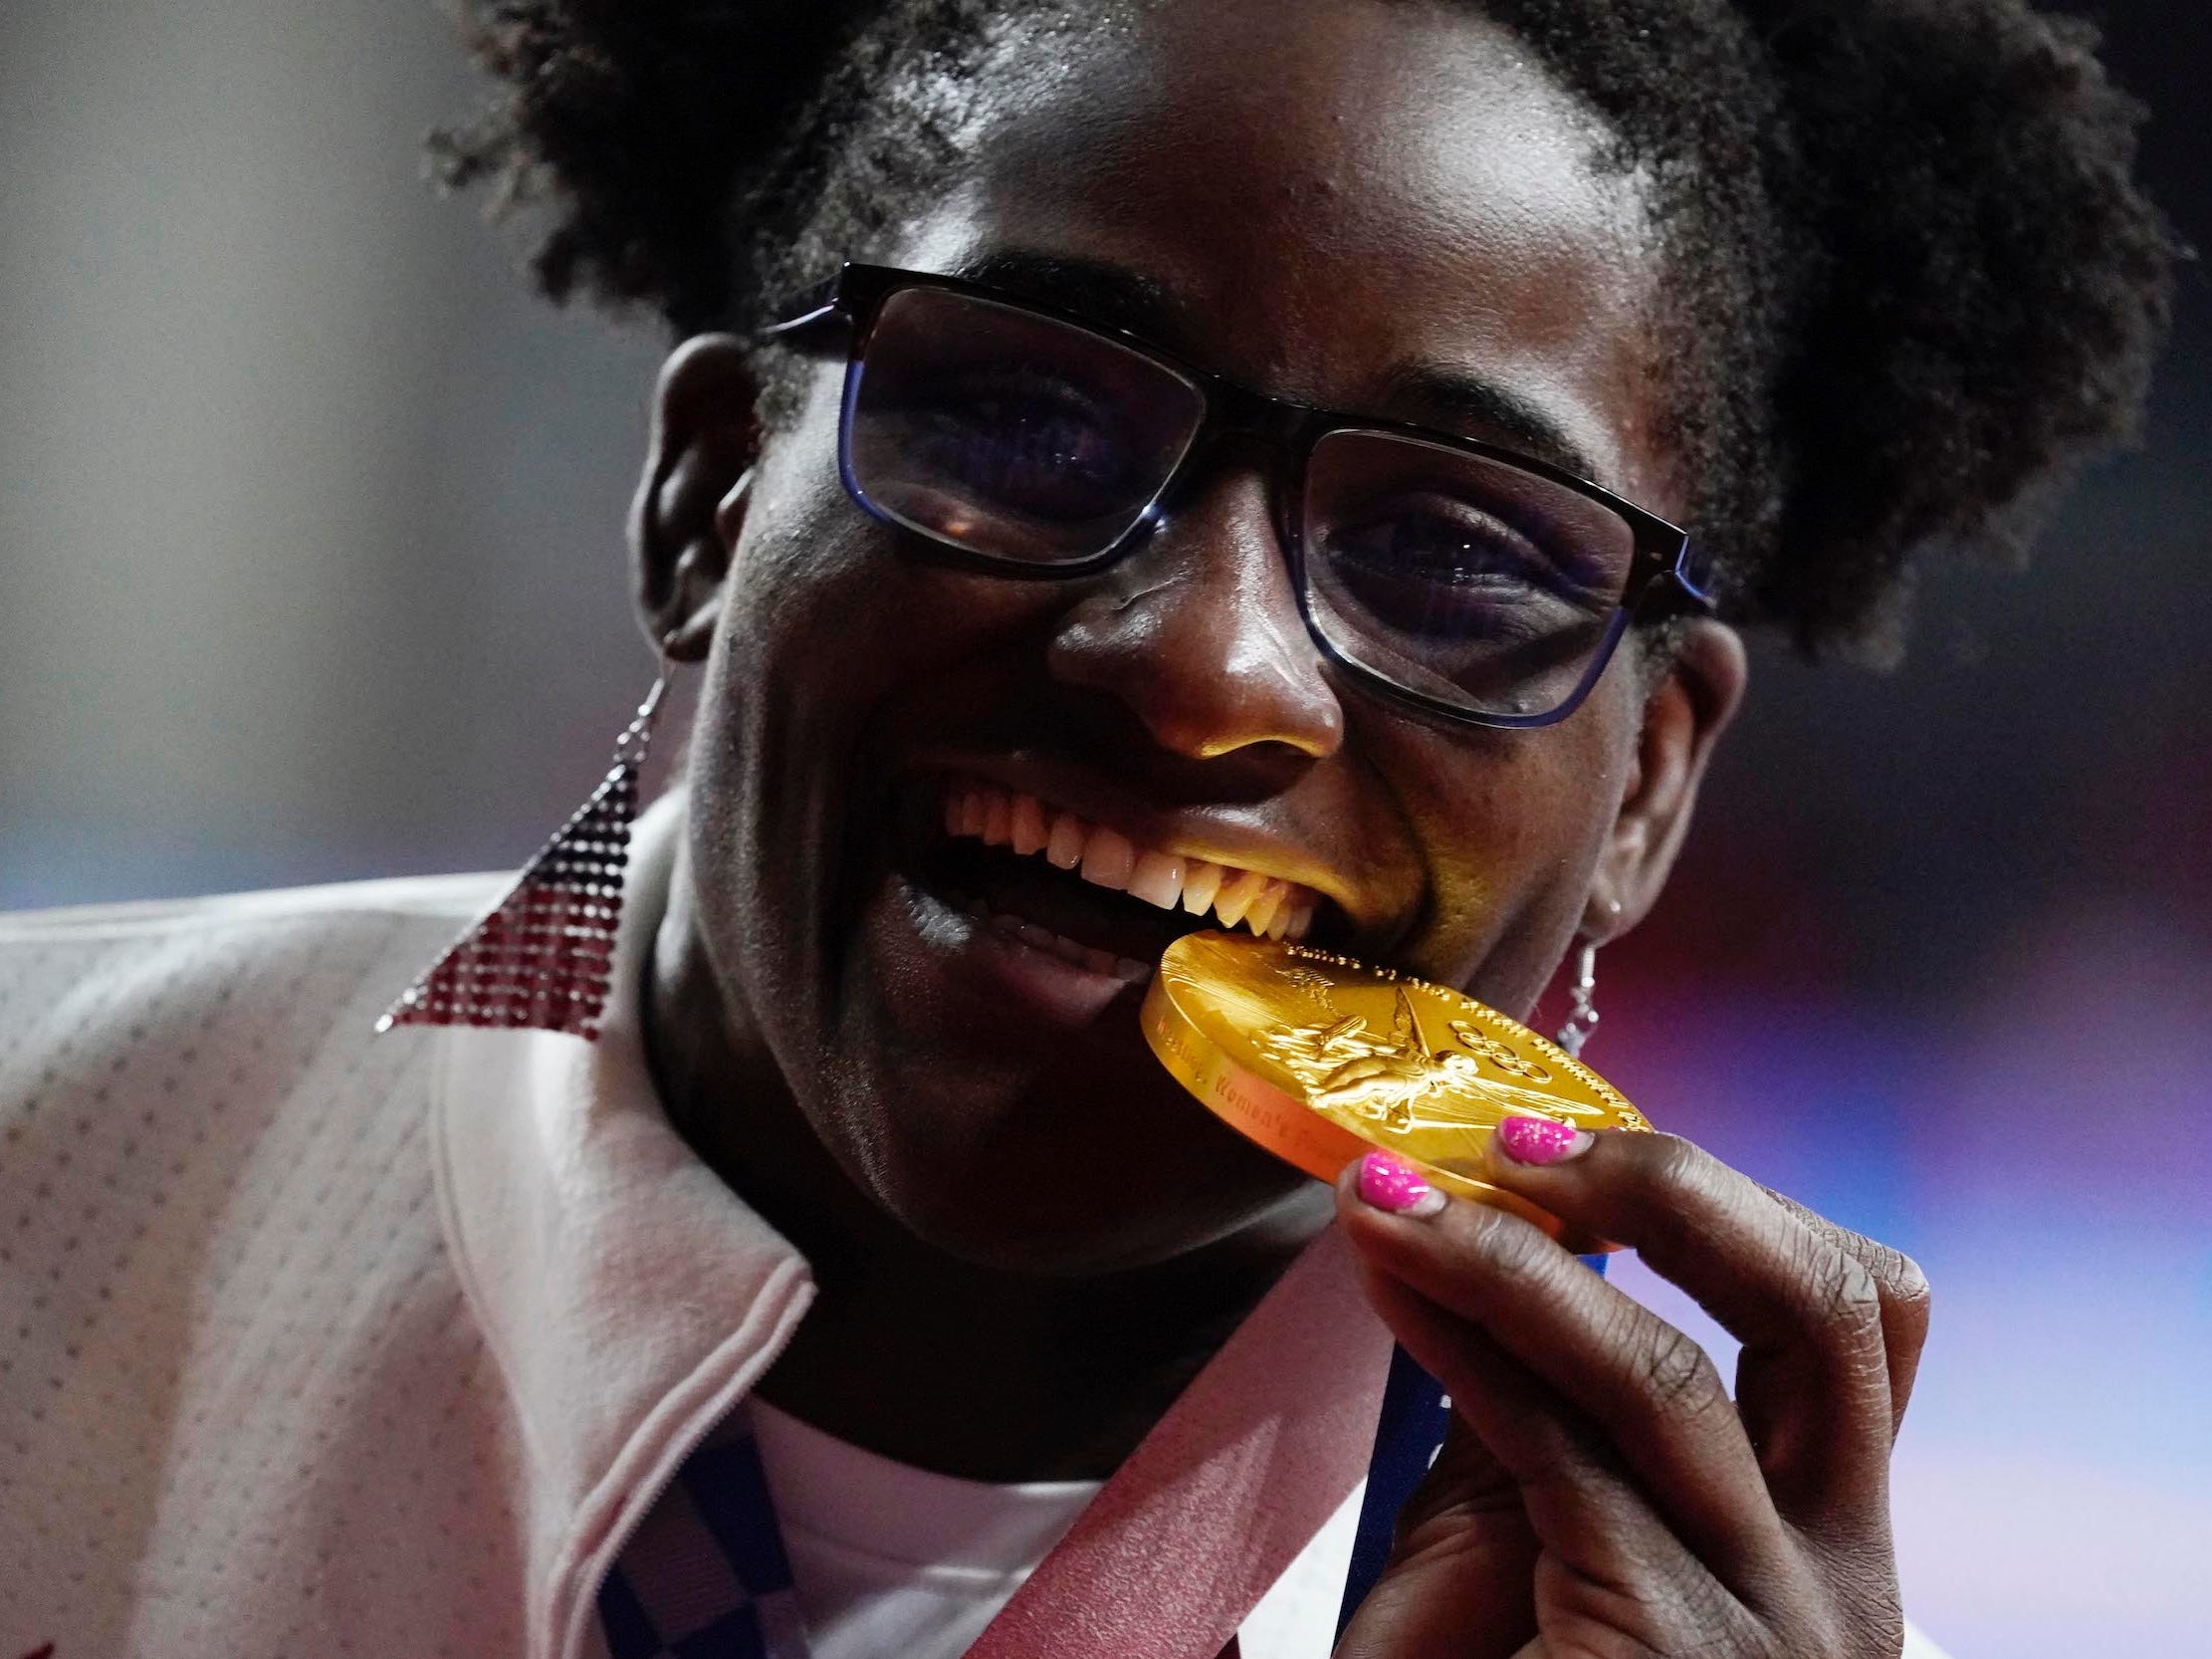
[749,1401,1953,1658]
[751,1396,1101,1659]
[751,1397,1366,1659]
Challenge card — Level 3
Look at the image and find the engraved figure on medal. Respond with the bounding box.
[1259,987,1477,1129]
[1255,966,1626,1138]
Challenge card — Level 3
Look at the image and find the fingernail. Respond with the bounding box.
[1356,1151,1446,1217]
[1492,1115,1594,1167]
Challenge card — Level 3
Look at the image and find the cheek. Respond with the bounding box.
[1376,699,1635,1014]
[719,392,1056,718]
[683,399,1070,973]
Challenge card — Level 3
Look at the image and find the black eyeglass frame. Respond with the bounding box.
[762,261,1715,730]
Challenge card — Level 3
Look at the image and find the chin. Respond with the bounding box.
[836,1057,1313,1278]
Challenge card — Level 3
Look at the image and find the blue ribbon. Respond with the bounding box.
[1335,1253,1611,1637]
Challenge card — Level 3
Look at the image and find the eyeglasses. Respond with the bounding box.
[763,263,1712,729]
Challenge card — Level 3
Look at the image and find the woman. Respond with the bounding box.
[0,1,2172,1656]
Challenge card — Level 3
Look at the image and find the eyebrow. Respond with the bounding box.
[1370,364,1600,485]
[953,248,1602,484]
[952,248,1199,348]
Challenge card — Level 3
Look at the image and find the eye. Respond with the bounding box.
[1340,511,1540,585]
[1318,496,1603,639]
[893,365,1139,522]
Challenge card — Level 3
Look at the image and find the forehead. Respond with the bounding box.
[892,0,1668,502]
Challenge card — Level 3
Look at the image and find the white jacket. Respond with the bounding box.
[2,796,814,1657]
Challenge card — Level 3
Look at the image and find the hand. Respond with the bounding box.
[1332,1120,1931,1659]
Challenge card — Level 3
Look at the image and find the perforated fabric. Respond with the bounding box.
[0,795,818,1659]
[0,872,534,1656]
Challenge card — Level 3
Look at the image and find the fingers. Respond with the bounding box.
[1478,1124,1926,1530]
[1336,1163,1799,1604]
[1331,1413,1542,1659]
[1350,1256,1713,1614]
[1761,1185,1933,1433]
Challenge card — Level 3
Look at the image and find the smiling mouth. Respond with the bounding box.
[901,779,1330,984]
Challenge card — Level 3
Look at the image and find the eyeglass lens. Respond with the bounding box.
[847,287,1206,562]
[843,284,1639,720]
[1300,430,1634,719]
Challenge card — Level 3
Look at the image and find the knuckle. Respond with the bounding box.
[1862,1239,1934,1364]
[1462,1201,1556,1287]
[1803,1242,1885,1339]
[1632,1320,1723,1420]
[1879,1245,1933,1326]
[1646,1131,1708,1190]
[1803,1207,1932,1311]
[1836,1224,1932,1308]
[1651,1567,1767,1658]
[1627,1132,1719,1215]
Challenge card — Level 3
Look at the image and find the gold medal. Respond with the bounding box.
[1142,931,1653,1247]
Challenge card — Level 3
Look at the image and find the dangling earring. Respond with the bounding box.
[1554,940,1601,1059]
[1554,898,1622,1060]
[377,646,674,1042]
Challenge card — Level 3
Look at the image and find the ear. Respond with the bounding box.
[1585,619,1748,940]
[630,334,761,663]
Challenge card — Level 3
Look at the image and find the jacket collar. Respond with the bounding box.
[428,788,815,1659]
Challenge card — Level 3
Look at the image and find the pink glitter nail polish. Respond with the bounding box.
[1493,1115,1593,1166]
[1357,1151,1445,1215]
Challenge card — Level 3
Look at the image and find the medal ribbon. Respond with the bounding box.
[963,1225,1395,1659]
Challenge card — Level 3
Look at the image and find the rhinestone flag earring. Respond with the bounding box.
[376,659,671,1042]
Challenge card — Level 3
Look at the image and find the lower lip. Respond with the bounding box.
[878,870,1153,1028]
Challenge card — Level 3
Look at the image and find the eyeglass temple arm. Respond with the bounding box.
[758,275,846,343]
[1628,547,1719,623]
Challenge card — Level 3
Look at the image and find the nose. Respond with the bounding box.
[1043,469,1345,762]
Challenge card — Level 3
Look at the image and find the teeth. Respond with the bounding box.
[1079,826,1138,889]
[941,782,1323,942]
[1211,867,1269,928]
[1045,812,1086,871]
[1127,851,1184,908]
[1180,860,1224,915]
[1243,878,1289,939]
[1010,794,1049,856]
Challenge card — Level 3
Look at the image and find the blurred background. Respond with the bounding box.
[1,2,2204,1652]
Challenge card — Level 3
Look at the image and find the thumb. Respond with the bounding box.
[1331,1420,1540,1659]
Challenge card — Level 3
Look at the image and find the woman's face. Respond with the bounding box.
[651,0,1743,1274]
